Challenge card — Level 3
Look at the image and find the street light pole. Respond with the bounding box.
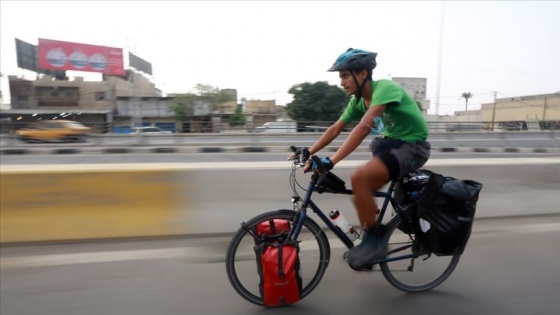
[435,1,445,116]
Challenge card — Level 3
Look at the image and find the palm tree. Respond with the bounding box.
[461,92,472,111]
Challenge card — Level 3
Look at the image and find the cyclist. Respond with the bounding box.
[290,48,430,271]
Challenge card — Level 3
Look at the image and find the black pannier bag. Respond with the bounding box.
[393,170,432,234]
[415,172,483,255]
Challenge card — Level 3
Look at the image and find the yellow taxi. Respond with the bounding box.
[14,120,92,143]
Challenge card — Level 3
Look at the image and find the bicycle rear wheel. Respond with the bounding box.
[380,214,461,292]
[225,209,331,306]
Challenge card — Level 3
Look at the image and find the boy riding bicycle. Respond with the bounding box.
[289,48,431,271]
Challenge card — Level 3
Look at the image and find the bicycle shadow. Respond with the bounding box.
[248,289,497,315]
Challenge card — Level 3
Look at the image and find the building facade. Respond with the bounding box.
[480,93,559,130]
[392,77,431,115]
[5,71,161,132]
[5,70,557,133]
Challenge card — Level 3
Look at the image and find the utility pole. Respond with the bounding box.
[491,91,497,131]
[542,97,548,130]
[104,71,113,134]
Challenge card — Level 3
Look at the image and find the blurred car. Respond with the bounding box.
[130,126,172,134]
[13,120,92,143]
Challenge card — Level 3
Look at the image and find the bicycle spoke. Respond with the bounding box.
[380,214,461,292]
[225,210,330,306]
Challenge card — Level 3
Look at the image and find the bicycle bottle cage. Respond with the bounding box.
[315,172,347,194]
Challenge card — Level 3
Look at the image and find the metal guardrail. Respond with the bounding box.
[2,119,559,135]
[1,130,558,149]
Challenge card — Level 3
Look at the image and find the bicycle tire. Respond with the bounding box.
[225,209,331,306]
[380,214,461,292]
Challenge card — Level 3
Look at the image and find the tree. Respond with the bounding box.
[169,84,234,121]
[229,105,246,127]
[169,93,197,122]
[286,81,348,123]
[193,83,233,104]
[461,92,472,111]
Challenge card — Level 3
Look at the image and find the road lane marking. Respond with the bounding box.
[1,157,559,173]
[0,248,194,269]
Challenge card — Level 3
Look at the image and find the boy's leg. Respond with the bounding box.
[351,157,390,229]
[346,158,390,271]
[346,143,430,271]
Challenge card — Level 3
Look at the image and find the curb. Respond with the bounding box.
[1,146,559,155]
[2,213,559,247]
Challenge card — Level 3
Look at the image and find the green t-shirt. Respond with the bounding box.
[340,79,429,142]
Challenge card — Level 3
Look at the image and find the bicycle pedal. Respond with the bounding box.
[348,262,376,272]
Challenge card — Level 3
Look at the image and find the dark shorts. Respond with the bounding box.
[369,137,431,180]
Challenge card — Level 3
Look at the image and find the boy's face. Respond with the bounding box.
[338,69,367,95]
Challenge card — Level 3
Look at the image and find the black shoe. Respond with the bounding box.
[343,251,375,272]
[345,225,388,271]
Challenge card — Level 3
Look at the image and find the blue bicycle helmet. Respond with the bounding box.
[328,48,378,101]
[327,48,377,72]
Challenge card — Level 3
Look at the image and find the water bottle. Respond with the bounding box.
[329,210,359,241]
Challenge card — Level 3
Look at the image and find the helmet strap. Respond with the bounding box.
[351,71,370,101]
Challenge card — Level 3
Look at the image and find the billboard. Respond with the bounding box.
[129,52,153,75]
[15,38,67,78]
[15,38,37,72]
[38,38,125,76]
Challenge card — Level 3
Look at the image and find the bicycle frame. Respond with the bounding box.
[290,175,418,264]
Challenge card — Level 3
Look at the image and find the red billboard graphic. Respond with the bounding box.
[38,38,125,76]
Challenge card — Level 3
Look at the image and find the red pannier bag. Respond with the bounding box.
[257,219,290,236]
[254,219,302,307]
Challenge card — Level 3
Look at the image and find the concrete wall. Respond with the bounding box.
[0,167,189,243]
[2,159,558,244]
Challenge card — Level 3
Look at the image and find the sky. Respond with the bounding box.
[1,1,559,116]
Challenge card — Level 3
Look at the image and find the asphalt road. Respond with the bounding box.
[1,153,559,315]
[1,215,559,315]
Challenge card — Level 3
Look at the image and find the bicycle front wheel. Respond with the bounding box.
[380,214,461,292]
[225,209,331,306]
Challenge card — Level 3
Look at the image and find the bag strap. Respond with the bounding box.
[269,219,277,235]
[277,241,285,277]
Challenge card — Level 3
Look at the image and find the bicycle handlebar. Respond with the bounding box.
[289,145,348,194]
[289,145,329,173]
[290,145,310,167]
